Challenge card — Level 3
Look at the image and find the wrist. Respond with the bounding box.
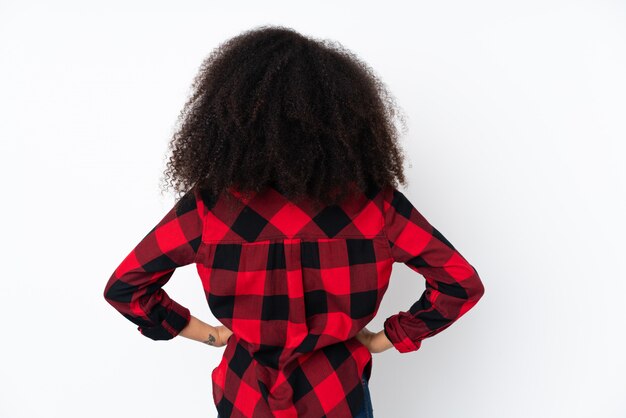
[373,330,393,353]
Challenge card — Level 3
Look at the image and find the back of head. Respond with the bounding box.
[162,25,409,209]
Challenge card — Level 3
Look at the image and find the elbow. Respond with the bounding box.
[103,276,112,304]
[467,265,485,302]
[103,273,126,306]
[103,283,113,305]
[103,284,117,310]
[472,278,485,302]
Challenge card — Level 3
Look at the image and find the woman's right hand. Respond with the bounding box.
[356,327,393,353]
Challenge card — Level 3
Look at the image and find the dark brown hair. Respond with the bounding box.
[161,24,408,208]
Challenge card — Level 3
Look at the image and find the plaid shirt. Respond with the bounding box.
[104,183,485,417]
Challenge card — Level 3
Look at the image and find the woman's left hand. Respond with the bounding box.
[215,325,234,346]
[179,315,234,347]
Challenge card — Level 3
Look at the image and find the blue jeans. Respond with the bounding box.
[217,373,374,417]
[354,373,375,418]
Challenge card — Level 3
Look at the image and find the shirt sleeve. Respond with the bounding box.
[381,185,485,353]
[103,187,206,341]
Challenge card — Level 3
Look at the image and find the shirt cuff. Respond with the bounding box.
[137,300,191,341]
[383,313,422,353]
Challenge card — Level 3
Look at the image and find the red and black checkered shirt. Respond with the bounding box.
[104,183,485,417]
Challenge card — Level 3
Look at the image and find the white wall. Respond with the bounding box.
[1,1,624,417]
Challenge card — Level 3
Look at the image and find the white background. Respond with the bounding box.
[1,1,625,417]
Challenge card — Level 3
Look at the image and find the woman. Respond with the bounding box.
[103,25,485,418]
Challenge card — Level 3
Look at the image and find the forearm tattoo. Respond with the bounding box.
[203,332,217,346]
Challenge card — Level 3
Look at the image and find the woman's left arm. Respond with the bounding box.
[103,187,208,341]
[180,315,233,347]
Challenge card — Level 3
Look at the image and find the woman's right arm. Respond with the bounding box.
[356,327,394,353]
[380,186,485,354]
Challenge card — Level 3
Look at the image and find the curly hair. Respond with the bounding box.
[160,24,409,209]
